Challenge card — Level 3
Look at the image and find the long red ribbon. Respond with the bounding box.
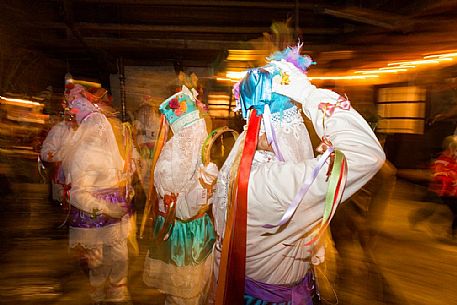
[216,109,261,305]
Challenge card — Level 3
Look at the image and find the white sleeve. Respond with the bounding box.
[303,88,385,201]
[40,122,67,162]
[250,89,385,225]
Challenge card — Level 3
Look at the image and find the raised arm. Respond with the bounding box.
[271,60,385,201]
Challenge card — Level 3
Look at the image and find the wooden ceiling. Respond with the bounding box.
[1,0,457,82]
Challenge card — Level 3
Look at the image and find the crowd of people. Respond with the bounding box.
[40,45,396,305]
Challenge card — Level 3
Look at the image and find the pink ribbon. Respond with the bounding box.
[318,94,351,117]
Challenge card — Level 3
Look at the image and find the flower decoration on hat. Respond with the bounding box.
[232,43,316,119]
[160,85,201,134]
[168,97,180,110]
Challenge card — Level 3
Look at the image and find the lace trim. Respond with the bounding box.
[69,215,130,249]
[155,119,206,194]
[260,106,304,134]
[170,110,201,134]
[143,253,213,298]
[272,106,303,124]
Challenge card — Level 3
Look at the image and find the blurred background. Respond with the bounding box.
[1,0,457,304]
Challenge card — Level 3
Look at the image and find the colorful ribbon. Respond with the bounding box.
[216,109,261,305]
[318,149,347,234]
[263,147,334,229]
[305,149,347,246]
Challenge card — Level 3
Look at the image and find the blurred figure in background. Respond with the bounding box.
[39,104,75,206]
[131,96,161,205]
[330,159,397,304]
[61,83,135,305]
[428,135,457,240]
[142,85,217,305]
[330,111,398,304]
[409,135,457,242]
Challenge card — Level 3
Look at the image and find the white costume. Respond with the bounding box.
[213,50,385,304]
[132,101,161,193]
[61,92,133,303]
[40,120,74,163]
[40,120,74,202]
[143,86,217,305]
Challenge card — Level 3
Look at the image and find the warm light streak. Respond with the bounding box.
[424,52,457,59]
[226,71,247,79]
[388,59,439,66]
[437,57,453,61]
[379,66,413,70]
[410,59,440,65]
[356,69,407,74]
[216,77,238,83]
[66,78,102,88]
[217,50,457,84]
[227,49,269,61]
[387,65,416,69]
[309,75,379,80]
[208,94,231,107]
[208,94,230,100]
[0,96,43,106]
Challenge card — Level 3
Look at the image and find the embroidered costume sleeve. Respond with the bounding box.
[40,121,73,162]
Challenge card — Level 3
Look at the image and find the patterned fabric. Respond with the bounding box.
[154,119,208,199]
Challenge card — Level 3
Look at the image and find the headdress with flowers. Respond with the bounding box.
[232,42,315,117]
[159,85,201,134]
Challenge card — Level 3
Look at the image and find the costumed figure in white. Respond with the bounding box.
[143,85,218,305]
[132,96,161,195]
[212,45,386,305]
[61,84,135,304]
[40,114,75,203]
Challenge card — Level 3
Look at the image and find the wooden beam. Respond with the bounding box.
[81,37,344,52]
[62,0,116,74]
[36,22,343,35]
[321,6,414,32]
[55,0,318,9]
[412,0,457,16]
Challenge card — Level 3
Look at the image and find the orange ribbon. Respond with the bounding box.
[216,109,261,305]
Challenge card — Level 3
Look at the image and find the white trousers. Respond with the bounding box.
[81,239,130,302]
